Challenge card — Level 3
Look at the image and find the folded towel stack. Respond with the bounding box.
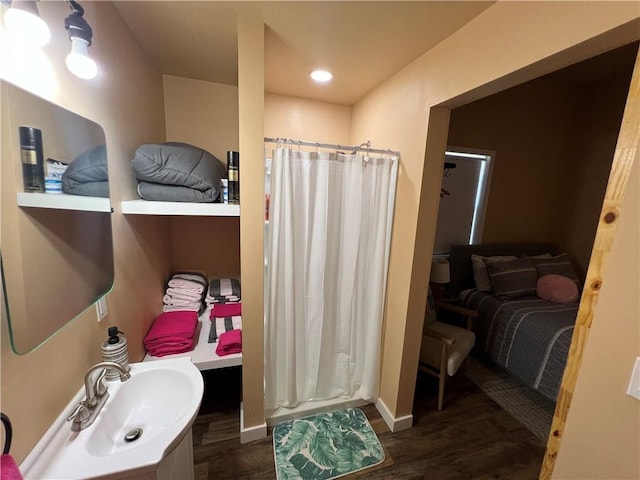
[144,311,198,357]
[216,329,242,356]
[163,272,207,313]
[208,315,242,343]
[205,278,241,305]
[207,285,242,354]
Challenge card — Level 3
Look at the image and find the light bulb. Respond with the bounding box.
[3,2,51,47]
[66,37,97,79]
[310,70,333,83]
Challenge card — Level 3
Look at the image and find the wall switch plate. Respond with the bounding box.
[626,357,640,401]
[96,296,108,322]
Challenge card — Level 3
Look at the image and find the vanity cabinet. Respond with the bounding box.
[119,430,194,480]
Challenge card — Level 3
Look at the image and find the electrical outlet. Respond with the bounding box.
[96,296,108,322]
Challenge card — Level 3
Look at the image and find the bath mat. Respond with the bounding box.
[273,407,385,480]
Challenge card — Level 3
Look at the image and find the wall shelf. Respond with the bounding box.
[17,193,112,213]
[143,316,242,371]
[121,200,240,217]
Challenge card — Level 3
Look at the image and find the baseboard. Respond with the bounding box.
[375,397,413,432]
[265,395,367,426]
[239,402,268,444]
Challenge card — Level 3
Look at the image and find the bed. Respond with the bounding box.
[447,243,580,402]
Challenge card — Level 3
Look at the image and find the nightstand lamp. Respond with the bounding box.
[430,257,450,299]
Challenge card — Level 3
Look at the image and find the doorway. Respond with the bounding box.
[418,40,639,480]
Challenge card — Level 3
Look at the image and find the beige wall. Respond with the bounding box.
[265,93,352,145]
[448,75,578,250]
[163,74,239,163]
[560,60,637,273]
[0,1,169,461]
[237,15,266,429]
[349,3,639,477]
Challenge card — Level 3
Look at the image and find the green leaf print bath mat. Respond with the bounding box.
[273,407,385,480]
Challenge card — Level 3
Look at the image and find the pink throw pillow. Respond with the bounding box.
[537,274,579,304]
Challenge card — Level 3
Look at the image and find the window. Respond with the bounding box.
[433,148,493,254]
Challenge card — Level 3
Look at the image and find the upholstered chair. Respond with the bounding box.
[418,290,476,410]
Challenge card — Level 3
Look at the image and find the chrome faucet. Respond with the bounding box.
[67,361,131,432]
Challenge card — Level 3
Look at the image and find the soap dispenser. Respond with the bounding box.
[101,326,130,381]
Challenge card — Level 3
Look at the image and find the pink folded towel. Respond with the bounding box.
[147,342,195,357]
[211,302,242,318]
[1,455,23,480]
[216,329,242,356]
[145,336,194,349]
[144,311,198,344]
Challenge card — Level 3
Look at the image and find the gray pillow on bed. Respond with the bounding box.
[485,257,538,300]
[62,144,109,197]
[533,253,580,284]
[131,142,225,200]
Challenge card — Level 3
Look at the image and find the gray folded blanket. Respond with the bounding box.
[62,144,109,198]
[131,142,225,202]
[137,182,217,203]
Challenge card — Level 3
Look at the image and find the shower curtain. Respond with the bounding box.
[264,147,398,410]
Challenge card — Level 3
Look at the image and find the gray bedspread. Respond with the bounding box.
[460,289,577,401]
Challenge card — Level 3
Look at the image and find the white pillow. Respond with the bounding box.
[471,254,517,291]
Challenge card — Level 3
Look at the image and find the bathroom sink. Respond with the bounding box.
[20,358,204,479]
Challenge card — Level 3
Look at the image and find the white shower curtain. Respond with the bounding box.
[264,147,398,410]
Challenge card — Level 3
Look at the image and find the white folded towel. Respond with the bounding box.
[165,288,203,303]
[171,272,207,286]
[167,278,205,294]
[162,304,202,313]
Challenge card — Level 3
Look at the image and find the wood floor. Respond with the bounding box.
[192,367,546,479]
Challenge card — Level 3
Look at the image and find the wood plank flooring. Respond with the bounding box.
[192,367,545,479]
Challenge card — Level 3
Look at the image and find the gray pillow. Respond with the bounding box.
[485,257,538,300]
[533,253,580,284]
[471,254,517,291]
[131,143,225,199]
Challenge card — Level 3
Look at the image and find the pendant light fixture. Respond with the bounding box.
[1,0,51,47]
[64,0,96,79]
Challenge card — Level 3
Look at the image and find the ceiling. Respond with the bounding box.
[114,1,494,105]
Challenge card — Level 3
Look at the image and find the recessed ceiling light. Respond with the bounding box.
[310,70,333,83]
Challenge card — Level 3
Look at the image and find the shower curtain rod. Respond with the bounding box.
[264,137,399,156]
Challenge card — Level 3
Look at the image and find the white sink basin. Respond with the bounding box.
[21,358,204,480]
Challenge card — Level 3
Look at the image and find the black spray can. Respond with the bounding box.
[227,150,239,204]
[19,126,45,192]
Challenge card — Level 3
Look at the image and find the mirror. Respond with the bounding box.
[1,80,114,354]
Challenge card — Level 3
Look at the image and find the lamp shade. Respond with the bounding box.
[430,258,450,284]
